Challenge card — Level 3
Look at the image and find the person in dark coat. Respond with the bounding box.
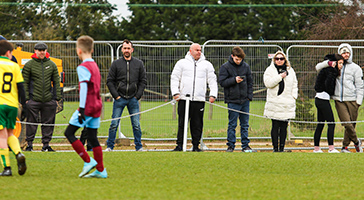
[105,39,147,151]
[313,54,344,153]
[23,42,61,152]
[218,46,255,152]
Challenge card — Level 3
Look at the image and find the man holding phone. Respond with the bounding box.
[218,46,255,152]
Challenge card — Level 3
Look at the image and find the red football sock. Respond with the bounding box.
[93,146,104,172]
[71,140,90,163]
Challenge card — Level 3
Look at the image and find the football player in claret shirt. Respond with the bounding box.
[64,35,107,178]
[0,40,27,176]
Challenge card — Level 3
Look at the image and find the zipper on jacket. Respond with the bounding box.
[340,64,345,102]
[42,59,45,102]
[126,61,130,97]
[192,60,197,100]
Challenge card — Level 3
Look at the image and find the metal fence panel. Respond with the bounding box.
[10,40,115,140]
[202,42,284,139]
[286,44,364,133]
[9,40,364,144]
[116,41,193,139]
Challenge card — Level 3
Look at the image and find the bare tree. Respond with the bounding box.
[305,0,364,40]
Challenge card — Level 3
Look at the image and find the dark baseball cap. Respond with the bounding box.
[34,42,48,50]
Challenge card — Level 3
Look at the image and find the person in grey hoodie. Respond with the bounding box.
[316,43,364,153]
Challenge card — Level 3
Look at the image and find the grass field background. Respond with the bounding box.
[44,100,364,142]
[2,151,364,199]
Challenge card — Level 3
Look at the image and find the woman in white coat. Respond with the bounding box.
[263,51,298,152]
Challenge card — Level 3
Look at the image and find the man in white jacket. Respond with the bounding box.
[170,43,218,152]
[316,43,364,153]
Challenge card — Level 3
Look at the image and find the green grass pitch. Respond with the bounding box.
[2,151,364,199]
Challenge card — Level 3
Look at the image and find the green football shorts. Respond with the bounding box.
[0,105,18,130]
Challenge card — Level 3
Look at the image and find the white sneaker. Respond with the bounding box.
[355,138,363,153]
[136,147,144,151]
[328,149,340,153]
[104,147,113,152]
[341,148,351,153]
[313,149,323,153]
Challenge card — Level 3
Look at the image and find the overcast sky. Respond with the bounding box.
[108,0,132,18]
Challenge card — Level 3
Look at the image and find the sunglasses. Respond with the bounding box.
[275,57,285,61]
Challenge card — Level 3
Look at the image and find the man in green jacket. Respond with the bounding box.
[23,42,61,152]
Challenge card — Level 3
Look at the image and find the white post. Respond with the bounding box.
[287,120,294,141]
[118,121,126,139]
[112,97,126,139]
[183,94,191,152]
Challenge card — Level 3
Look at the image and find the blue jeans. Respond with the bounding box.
[227,101,250,149]
[106,97,142,150]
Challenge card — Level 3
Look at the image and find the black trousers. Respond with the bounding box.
[176,100,205,148]
[314,98,335,146]
[80,127,93,151]
[26,99,57,146]
[271,119,288,150]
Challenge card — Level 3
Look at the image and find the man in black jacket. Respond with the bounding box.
[218,46,255,152]
[106,39,147,151]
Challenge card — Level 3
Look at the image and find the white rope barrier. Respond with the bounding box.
[206,101,364,125]
[100,100,174,123]
[16,99,175,126]
[16,98,364,127]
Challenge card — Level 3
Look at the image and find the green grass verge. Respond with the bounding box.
[2,151,364,199]
[49,101,272,139]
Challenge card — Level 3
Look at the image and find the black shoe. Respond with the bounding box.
[273,147,279,152]
[173,146,182,151]
[25,146,32,151]
[86,144,93,152]
[0,167,12,176]
[42,146,55,152]
[192,147,203,152]
[16,153,27,175]
[279,145,285,152]
[242,146,257,153]
[226,146,234,152]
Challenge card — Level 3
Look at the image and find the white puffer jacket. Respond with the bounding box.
[263,51,298,120]
[170,52,218,102]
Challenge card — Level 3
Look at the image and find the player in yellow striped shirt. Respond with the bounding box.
[0,40,27,176]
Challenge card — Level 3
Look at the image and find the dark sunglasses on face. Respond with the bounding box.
[275,57,285,61]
